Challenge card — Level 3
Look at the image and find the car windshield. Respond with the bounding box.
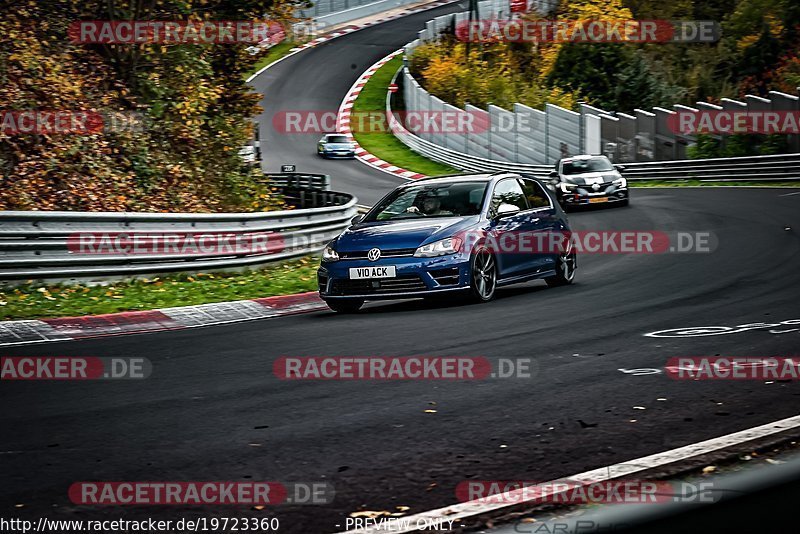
[326,135,349,143]
[561,157,614,175]
[365,181,488,221]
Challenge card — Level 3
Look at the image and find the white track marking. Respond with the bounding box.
[335,413,800,533]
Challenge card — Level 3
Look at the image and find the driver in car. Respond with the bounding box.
[406,196,453,216]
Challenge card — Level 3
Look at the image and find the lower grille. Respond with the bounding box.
[576,183,611,194]
[328,275,426,295]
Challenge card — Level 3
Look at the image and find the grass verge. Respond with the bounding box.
[0,258,320,321]
[352,56,460,176]
[244,41,301,80]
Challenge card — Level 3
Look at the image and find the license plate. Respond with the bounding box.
[349,266,397,279]
[589,197,608,203]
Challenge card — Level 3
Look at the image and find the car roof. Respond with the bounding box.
[561,154,608,162]
[407,172,533,187]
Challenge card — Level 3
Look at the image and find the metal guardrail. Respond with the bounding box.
[264,172,331,190]
[388,68,800,181]
[0,185,357,284]
[298,0,430,27]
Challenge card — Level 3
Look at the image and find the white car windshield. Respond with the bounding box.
[326,135,349,143]
[561,157,614,175]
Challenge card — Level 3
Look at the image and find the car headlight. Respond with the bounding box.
[560,183,578,192]
[612,177,627,188]
[322,244,339,262]
[414,237,463,258]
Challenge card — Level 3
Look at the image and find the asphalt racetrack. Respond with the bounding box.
[251,1,470,205]
[2,187,799,532]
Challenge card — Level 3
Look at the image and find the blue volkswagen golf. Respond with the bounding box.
[317,172,576,313]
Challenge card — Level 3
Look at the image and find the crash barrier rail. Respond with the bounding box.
[299,0,402,19]
[295,0,440,32]
[0,186,357,284]
[386,80,800,182]
[398,2,800,165]
[389,106,800,181]
[264,172,331,190]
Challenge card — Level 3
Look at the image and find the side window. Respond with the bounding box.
[490,178,528,216]
[519,179,551,208]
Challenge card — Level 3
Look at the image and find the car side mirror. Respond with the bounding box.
[494,203,520,220]
[615,164,625,172]
[351,214,364,225]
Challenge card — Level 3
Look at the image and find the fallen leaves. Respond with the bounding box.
[350,505,410,518]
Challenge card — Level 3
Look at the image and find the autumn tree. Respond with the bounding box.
[0,0,302,212]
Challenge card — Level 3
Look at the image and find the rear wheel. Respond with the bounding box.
[468,248,497,302]
[545,242,576,287]
[324,298,364,313]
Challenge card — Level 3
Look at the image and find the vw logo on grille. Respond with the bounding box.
[367,248,381,261]
[592,183,601,191]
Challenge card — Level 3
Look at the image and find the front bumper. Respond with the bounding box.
[318,255,471,300]
[319,148,356,158]
[561,185,628,206]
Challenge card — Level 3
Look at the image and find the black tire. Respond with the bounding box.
[545,244,577,287]
[619,198,630,207]
[468,247,498,302]
[324,298,364,313]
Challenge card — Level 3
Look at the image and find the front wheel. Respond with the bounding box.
[468,248,497,302]
[545,246,577,287]
[324,298,364,313]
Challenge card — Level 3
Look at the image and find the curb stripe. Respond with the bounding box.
[337,50,429,182]
[0,292,326,347]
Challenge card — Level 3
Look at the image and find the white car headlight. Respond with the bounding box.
[560,183,578,192]
[322,244,339,262]
[612,177,627,188]
[414,237,463,258]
